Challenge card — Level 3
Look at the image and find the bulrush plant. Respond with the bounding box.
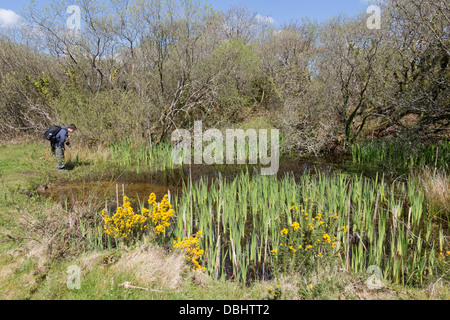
[109,137,179,173]
[351,140,450,173]
[171,170,447,286]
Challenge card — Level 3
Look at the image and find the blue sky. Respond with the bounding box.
[209,0,369,24]
[1,0,370,28]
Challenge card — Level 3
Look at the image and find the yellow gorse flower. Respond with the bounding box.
[290,222,300,231]
[101,193,175,241]
[148,193,174,234]
[438,250,450,263]
[173,231,205,271]
[101,195,150,240]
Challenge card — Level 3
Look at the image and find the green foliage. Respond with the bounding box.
[27,72,52,101]
[53,88,146,143]
[197,39,263,120]
[2,0,448,147]
[351,139,450,173]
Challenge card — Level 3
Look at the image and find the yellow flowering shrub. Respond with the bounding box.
[173,231,205,271]
[148,193,174,234]
[101,196,149,242]
[101,193,175,244]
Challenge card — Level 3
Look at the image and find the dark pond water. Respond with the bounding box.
[39,154,361,206]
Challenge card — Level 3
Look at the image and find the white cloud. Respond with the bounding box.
[256,14,275,25]
[0,8,21,28]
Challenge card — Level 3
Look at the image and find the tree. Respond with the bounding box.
[374,0,450,139]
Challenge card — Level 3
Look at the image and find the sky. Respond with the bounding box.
[209,0,370,25]
[0,0,371,29]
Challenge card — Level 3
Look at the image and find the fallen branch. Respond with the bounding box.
[119,282,166,293]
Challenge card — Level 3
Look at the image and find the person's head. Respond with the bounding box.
[67,124,77,133]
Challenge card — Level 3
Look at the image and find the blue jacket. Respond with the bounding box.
[53,126,68,148]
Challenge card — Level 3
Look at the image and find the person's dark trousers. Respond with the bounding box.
[51,144,65,170]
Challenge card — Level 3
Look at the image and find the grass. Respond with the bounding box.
[0,138,449,300]
[0,142,51,186]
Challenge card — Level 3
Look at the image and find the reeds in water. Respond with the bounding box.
[351,140,450,173]
[109,137,179,172]
[171,169,447,285]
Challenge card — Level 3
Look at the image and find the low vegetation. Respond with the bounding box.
[0,0,448,301]
[0,137,449,300]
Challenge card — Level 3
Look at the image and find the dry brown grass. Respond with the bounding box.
[111,245,186,290]
[65,142,111,165]
[78,251,110,273]
[415,167,450,218]
[0,133,40,145]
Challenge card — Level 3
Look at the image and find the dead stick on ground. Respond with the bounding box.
[119,282,166,293]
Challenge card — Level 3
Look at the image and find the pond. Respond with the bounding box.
[38,154,356,206]
[34,151,447,285]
